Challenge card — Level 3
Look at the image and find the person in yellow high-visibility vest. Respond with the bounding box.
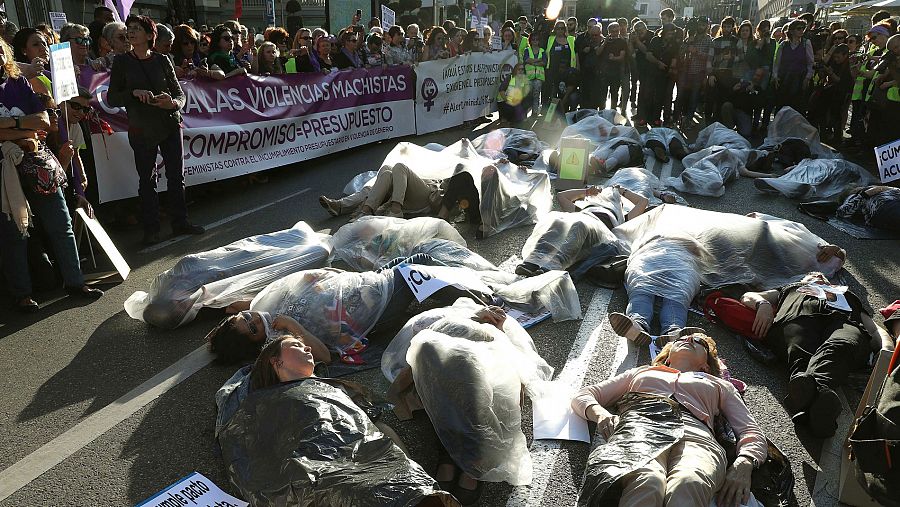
[543,20,577,109]
[522,31,546,116]
[498,63,531,123]
[847,23,890,146]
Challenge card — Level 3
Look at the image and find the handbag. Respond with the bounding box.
[703,291,760,340]
[17,146,67,196]
[849,345,900,477]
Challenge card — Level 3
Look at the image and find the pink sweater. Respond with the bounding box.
[572,365,768,464]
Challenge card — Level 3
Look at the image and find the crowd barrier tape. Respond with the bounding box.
[80,50,516,203]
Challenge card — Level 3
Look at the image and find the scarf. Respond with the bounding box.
[1,141,31,237]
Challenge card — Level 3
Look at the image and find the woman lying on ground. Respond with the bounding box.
[515,183,654,277]
[318,162,445,220]
[800,185,900,232]
[215,334,457,507]
[572,332,768,507]
[739,271,895,437]
[206,255,488,364]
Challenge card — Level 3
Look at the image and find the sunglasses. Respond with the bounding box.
[69,37,92,46]
[68,102,92,112]
[239,311,258,336]
[675,335,710,351]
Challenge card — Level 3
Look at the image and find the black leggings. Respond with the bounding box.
[767,314,871,389]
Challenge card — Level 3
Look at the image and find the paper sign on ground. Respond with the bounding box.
[397,263,492,303]
[532,386,591,443]
[381,5,395,30]
[75,208,130,280]
[505,307,551,329]
[875,138,900,183]
[136,471,247,507]
[49,12,68,32]
[49,43,78,104]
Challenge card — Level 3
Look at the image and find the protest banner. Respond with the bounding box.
[264,0,276,25]
[136,472,247,507]
[397,264,493,302]
[414,50,517,135]
[49,12,68,32]
[80,66,415,202]
[381,5,395,30]
[875,138,900,184]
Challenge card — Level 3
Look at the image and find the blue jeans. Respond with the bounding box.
[626,291,688,335]
[0,187,84,298]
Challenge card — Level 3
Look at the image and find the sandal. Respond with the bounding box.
[608,312,651,345]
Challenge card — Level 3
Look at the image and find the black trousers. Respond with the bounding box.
[767,314,871,389]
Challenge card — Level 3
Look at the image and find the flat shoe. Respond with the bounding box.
[65,285,104,300]
[452,476,484,507]
[784,373,817,414]
[807,387,841,438]
[609,312,651,344]
[15,297,39,313]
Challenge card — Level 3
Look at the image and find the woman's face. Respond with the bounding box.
[64,96,91,123]
[126,23,149,48]
[218,31,234,52]
[739,25,751,39]
[391,31,404,45]
[180,38,197,56]
[263,45,277,62]
[668,335,711,372]
[235,311,267,342]
[317,39,331,57]
[68,33,90,62]
[111,26,131,53]
[25,33,49,62]
[274,337,315,380]
[296,30,311,48]
[502,29,513,43]
[199,38,210,54]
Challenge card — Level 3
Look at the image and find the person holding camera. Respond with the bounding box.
[107,15,205,245]
[808,44,853,142]
[848,23,890,148]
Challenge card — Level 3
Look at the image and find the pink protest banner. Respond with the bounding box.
[81,66,415,203]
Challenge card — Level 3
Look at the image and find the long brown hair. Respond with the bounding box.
[652,333,722,376]
[250,335,289,390]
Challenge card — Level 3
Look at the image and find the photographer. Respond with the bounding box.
[808,44,853,142]
[864,34,900,150]
[848,23,890,148]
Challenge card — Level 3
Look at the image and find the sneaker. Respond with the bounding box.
[319,195,343,217]
[609,312,652,346]
[172,222,205,235]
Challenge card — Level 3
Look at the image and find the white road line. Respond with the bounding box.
[809,391,854,507]
[138,187,311,254]
[0,345,214,502]
[507,288,637,507]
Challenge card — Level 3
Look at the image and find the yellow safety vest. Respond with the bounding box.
[852,45,878,101]
[546,35,577,68]
[498,76,528,102]
[523,47,545,81]
[890,86,900,102]
[36,74,52,93]
[865,71,880,101]
[285,57,297,74]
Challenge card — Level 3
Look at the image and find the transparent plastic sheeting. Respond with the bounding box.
[763,107,838,159]
[493,270,582,322]
[560,114,642,149]
[216,376,455,507]
[331,216,466,271]
[666,147,758,197]
[612,205,844,307]
[755,158,878,200]
[469,128,548,164]
[641,127,689,154]
[249,269,393,355]
[340,141,551,238]
[690,122,752,151]
[565,108,630,126]
[124,221,331,329]
[384,299,554,485]
[521,210,625,271]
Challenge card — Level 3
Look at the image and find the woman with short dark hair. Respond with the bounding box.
[106,15,204,245]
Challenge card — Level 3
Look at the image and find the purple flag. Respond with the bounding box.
[104,0,135,21]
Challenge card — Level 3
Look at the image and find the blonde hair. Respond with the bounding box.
[651,333,722,376]
[0,38,22,79]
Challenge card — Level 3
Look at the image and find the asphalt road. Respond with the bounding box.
[0,116,897,507]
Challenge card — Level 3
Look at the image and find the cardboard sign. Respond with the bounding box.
[49,12,68,32]
[381,5,395,31]
[875,138,900,183]
[557,137,591,190]
[48,42,78,104]
[136,472,247,507]
[397,263,492,303]
[76,208,130,280]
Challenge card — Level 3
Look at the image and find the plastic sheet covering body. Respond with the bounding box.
[690,122,752,151]
[249,269,392,354]
[641,128,689,153]
[613,205,842,306]
[217,377,453,507]
[560,115,642,150]
[566,108,629,126]
[755,158,878,200]
[667,147,759,197]
[763,107,838,159]
[578,393,685,506]
[124,221,331,329]
[470,128,548,164]
[331,216,466,271]
[493,270,583,322]
[520,210,625,271]
[360,141,552,237]
[381,298,553,385]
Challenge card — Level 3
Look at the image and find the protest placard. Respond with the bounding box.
[471,15,487,30]
[557,137,592,189]
[49,12,68,32]
[49,42,78,104]
[397,264,492,303]
[875,138,900,184]
[136,472,247,507]
[381,5,395,31]
[75,208,131,281]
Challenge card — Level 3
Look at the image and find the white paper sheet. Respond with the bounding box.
[532,388,591,443]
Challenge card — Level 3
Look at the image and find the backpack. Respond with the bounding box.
[703,291,761,340]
